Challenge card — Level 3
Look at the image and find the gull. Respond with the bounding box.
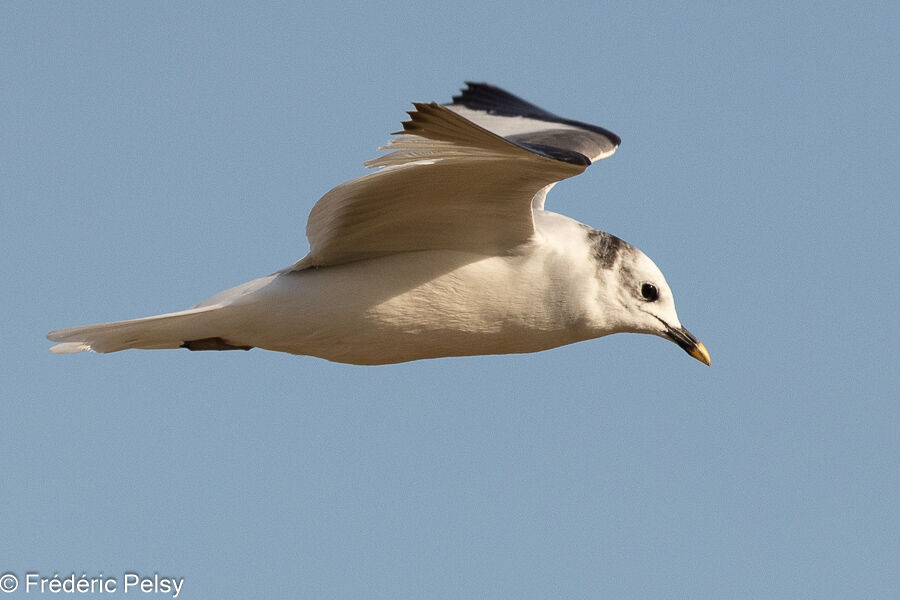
[47,82,710,366]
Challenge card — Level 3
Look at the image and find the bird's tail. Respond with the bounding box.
[46,304,238,354]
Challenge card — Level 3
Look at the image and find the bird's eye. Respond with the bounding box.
[641,283,659,302]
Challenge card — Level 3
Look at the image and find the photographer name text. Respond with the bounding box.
[0,572,182,597]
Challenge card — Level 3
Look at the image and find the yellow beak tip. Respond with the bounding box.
[690,341,711,366]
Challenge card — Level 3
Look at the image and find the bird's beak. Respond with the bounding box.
[664,324,711,366]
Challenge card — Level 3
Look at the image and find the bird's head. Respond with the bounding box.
[588,231,710,366]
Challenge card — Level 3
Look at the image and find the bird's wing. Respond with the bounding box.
[446,83,621,211]
[289,84,619,270]
[447,82,620,162]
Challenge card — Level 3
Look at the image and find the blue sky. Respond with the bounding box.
[2,2,898,598]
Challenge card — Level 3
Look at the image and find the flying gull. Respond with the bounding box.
[47,82,710,366]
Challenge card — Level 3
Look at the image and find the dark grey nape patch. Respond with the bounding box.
[181,337,253,351]
[450,82,622,147]
[585,228,630,269]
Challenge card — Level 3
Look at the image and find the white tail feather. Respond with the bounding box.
[46,304,227,354]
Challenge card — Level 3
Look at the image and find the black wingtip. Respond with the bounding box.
[451,82,556,119]
[450,82,621,148]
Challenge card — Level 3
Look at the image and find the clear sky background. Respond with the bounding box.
[2,2,898,599]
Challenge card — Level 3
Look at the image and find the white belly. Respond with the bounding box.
[213,249,596,364]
